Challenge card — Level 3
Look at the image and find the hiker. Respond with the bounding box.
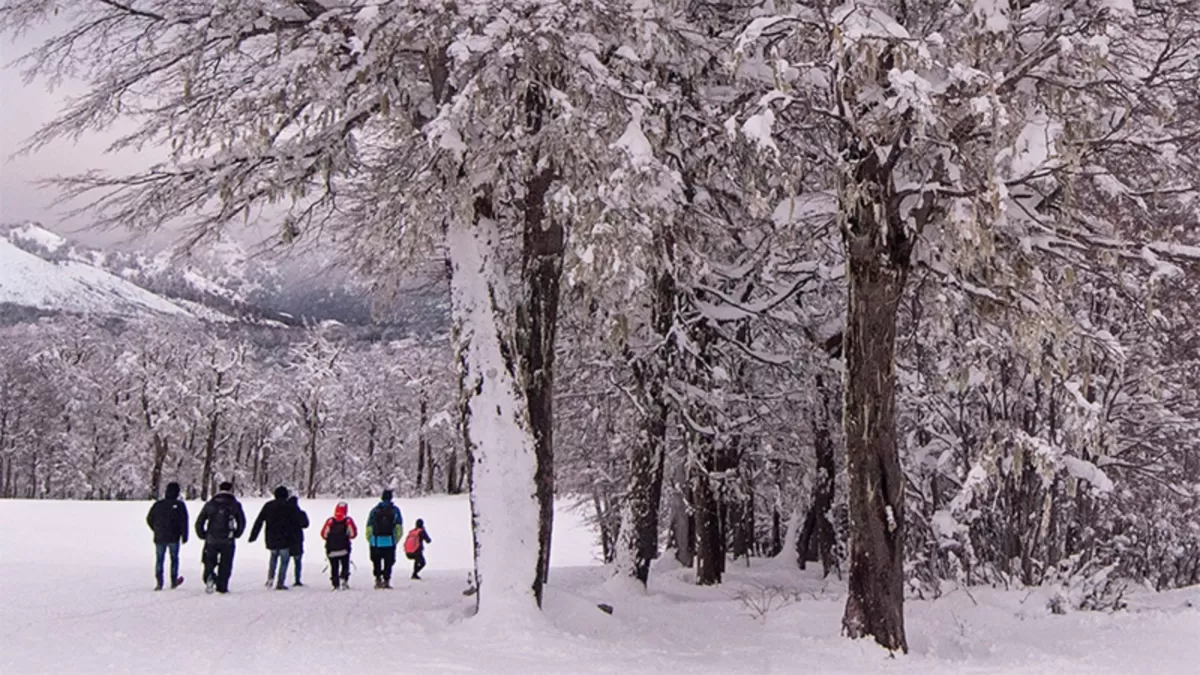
[146,481,189,591]
[320,501,357,590]
[195,481,247,594]
[366,489,403,589]
[248,486,296,590]
[288,495,309,587]
[403,518,433,580]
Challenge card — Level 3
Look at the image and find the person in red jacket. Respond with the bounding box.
[320,502,357,590]
[403,518,433,580]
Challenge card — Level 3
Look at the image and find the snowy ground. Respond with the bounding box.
[1,496,1197,674]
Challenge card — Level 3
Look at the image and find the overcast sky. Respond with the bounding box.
[0,27,264,252]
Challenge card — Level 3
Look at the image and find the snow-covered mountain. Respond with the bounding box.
[1,221,449,333]
[0,222,274,323]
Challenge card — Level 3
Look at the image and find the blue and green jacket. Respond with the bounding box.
[365,501,403,548]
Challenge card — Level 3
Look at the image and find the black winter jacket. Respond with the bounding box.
[195,491,247,543]
[288,503,309,554]
[146,497,189,544]
[248,497,297,550]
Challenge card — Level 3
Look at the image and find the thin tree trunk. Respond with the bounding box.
[149,435,169,499]
[671,460,694,567]
[199,411,221,500]
[691,441,723,585]
[800,373,838,575]
[446,446,459,495]
[416,435,427,494]
[614,227,675,585]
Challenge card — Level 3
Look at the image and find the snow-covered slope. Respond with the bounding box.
[0,223,249,322]
[0,235,206,318]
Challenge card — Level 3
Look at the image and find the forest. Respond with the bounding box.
[1,0,1198,652]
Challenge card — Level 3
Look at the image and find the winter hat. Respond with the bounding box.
[218,481,234,492]
[334,502,348,520]
[274,485,289,500]
[381,489,394,502]
[416,518,425,529]
[165,482,181,499]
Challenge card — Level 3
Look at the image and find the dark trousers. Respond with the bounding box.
[329,554,350,587]
[292,551,303,584]
[203,541,236,593]
[407,550,426,578]
[154,541,180,586]
[370,546,396,581]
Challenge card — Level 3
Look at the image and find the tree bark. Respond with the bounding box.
[840,206,910,652]
[516,158,564,596]
[614,230,675,584]
[304,395,319,499]
[416,439,426,494]
[451,205,543,618]
[799,373,839,575]
[671,460,694,567]
[199,374,223,501]
[691,440,723,585]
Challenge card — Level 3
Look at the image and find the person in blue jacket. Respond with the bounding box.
[365,489,403,589]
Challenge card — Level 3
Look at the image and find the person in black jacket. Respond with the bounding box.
[146,481,189,591]
[287,495,309,587]
[195,481,247,594]
[248,486,296,590]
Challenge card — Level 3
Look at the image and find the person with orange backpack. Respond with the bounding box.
[403,518,432,580]
[320,501,357,590]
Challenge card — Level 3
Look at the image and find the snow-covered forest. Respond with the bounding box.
[2,0,1199,655]
[0,318,459,500]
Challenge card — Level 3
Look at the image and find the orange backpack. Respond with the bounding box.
[403,527,423,554]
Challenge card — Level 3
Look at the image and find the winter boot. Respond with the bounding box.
[275,582,289,590]
[205,576,216,594]
[154,582,164,591]
[171,576,184,589]
[341,579,350,590]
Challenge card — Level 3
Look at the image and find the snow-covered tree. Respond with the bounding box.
[733,0,1200,651]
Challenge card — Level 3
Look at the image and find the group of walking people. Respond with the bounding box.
[146,483,432,593]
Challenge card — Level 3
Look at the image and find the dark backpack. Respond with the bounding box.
[325,519,350,551]
[372,504,396,540]
[208,501,237,540]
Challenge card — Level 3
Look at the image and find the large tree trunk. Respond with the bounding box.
[450,208,542,619]
[840,199,910,652]
[516,160,564,597]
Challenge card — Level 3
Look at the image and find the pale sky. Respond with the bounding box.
[0,26,264,252]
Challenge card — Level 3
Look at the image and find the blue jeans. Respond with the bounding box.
[267,549,291,586]
[155,541,180,586]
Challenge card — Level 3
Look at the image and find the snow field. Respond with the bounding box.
[1,497,1198,674]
